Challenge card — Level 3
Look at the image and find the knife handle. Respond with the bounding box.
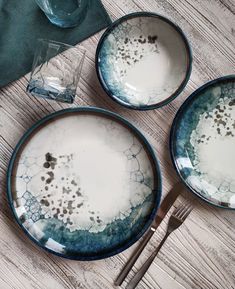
[114,228,154,286]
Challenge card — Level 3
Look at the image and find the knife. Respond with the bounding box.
[114,182,183,286]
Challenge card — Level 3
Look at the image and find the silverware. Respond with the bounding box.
[126,203,192,289]
[114,182,184,286]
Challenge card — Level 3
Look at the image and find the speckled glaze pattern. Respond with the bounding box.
[96,13,192,110]
[8,108,161,260]
[171,76,235,209]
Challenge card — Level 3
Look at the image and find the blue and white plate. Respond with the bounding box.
[96,12,192,110]
[170,76,235,209]
[7,107,161,260]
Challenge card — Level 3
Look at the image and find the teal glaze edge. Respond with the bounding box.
[95,12,193,111]
[7,106,162,260]
[169,75,235,210]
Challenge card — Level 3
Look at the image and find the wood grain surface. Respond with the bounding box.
[0,0,235,288]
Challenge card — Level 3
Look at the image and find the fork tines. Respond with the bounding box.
[173,203,192,220]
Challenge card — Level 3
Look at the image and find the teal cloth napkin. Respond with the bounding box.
[0,0,111,87]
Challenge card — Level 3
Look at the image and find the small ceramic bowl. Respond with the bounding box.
[96,12,192,110]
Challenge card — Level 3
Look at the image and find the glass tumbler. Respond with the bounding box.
[35,0,89,28]
[27,39,86,103]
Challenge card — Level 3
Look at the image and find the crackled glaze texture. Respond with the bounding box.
[10,110,160,259]
[97,14,190,108]
[172,77,235,208]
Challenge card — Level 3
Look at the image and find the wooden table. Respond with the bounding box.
[0,1,234,288]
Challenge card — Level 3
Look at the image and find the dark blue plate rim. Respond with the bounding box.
[95,12,193,111]
[7,106,162,260]
[170,75,235,210]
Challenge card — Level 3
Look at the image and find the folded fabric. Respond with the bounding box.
[0,0,111,87]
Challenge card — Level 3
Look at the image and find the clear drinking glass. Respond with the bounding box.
[27,39,86,103]
[35,0,89,28]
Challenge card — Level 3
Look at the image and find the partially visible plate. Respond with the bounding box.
[7,107,161,260]
[170,76,235,209]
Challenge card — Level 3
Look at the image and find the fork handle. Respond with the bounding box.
[126,232,170,289]
[114,228,154,286]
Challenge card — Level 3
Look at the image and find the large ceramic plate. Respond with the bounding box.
[170,76,235,209]
[96,12,192,110]
[7,107,161,260]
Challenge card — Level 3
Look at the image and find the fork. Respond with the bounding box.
[126,203,192,289]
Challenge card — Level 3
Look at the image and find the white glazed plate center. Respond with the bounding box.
[14,114,155,234]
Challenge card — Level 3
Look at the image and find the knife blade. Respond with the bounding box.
[152,182,184,229]
[114,182,183,286]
